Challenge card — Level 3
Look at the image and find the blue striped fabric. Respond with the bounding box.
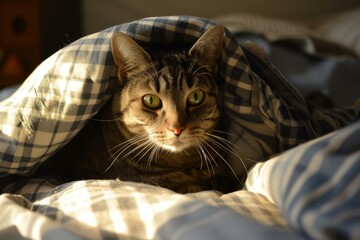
[246,119,360,239]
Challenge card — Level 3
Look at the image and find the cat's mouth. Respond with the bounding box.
[148,128,207,152]
[153,136,195,152]
[161,138,191,152]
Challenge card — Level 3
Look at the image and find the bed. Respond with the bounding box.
[0,11,360,240]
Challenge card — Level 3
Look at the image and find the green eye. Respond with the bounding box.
[187,90,204,106]
[143,94,162,109]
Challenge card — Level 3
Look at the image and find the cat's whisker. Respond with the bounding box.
[107,136,148,163]
[194,143,204,170]
[196,142,215,177]
[212,129,238,137]
[107,135,147,154]
[198,144,211,176]
[199,143,211,172]
[211,130,260,161]
[201,142,219,168]
[202,140,242,184]
[104,137,150,173]
[245,158,258,163]
[148,151,154,166]
[207,131,258,163]
[205,133,251,177]
[202,143,217,176]
[184,149,190,156]
[105,140,151,173]
[204,134,238,157]
[129,143,151,164]
[205,134,249,166]
[120,139,152,162]
[205,132,253,176]
[148,144,158,166]
[133,141,157,166]
[146,143,159,166]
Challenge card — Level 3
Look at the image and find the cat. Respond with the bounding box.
[36,26,240,193]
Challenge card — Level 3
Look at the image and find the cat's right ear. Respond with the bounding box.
[111,32,152,79]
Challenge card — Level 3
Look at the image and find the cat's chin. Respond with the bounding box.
[161,142,192,152]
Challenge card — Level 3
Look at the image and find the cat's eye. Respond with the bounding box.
[142,94,162,109]
[187,90,204,106]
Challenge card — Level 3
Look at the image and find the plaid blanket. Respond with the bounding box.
[0,16,359,240]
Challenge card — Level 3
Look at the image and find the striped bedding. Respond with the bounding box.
[0,16,359,239]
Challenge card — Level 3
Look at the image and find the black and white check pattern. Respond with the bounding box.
[0,16,354,177]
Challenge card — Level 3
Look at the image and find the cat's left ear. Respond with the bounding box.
[189,26,224,73]
[111,32,152,79]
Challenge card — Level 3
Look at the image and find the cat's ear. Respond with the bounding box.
[189,26,224,72]
[111,32,152,78]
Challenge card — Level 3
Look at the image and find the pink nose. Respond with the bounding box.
[168,127,185,137]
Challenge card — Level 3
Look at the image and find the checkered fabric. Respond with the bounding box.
[3,117,360,240]
[1,180,296,240]
[0,16,355,178]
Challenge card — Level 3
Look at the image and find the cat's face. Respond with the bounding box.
[111,26,224,152]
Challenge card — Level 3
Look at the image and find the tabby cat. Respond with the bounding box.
[38,26,240,193]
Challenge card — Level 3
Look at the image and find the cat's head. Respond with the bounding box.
[111,26,224,152]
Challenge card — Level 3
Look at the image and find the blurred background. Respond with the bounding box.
[1,0,360,89]
[82,0,360,34]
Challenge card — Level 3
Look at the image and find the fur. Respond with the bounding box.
[37,26,239,193]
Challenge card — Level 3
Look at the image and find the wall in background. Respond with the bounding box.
[40,0,82,60]
[0,0,82,88]
[82,0,360,35]
[1,0,359,89]
[0,0,41,88]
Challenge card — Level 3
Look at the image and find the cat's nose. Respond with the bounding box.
[168,126,185,137]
